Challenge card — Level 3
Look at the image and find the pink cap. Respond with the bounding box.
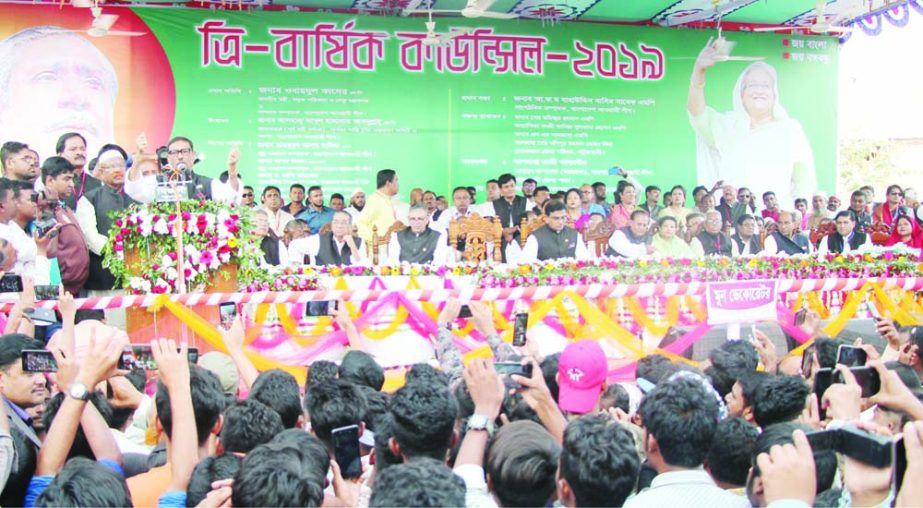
[557,340,608,414]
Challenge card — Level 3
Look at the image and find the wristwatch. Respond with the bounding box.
[466,414,495,436]
[68,382,91,401]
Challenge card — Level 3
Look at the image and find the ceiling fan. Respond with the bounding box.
[410,1,473,47]
[64,0,146,37]
[405,0,518,20]
[753,1,856,34]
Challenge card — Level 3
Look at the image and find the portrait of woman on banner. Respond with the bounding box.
[688,39,816,209]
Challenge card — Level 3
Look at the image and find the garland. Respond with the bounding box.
[103,200,264,294]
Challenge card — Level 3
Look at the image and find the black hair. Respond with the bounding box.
[108,370,147,431]
[167,136,195,150]
[303,379,368,450]
[289,183,305,192]
[630,209,650,221]
[523,178,537,185]
[599,383,631,413]
[707,341,760,397]
[534,185,550,194]
[41,156,75,183]
[186,453,242,507]
[307,185,321,194]
[736,371,770,408]
[219,399,285,454]
[540,353,561,402]
[638,377,718,468]
[750,422,836,496]
[592,181,606,191]
[645,184,661,195]
[42,391,113,461]
[750,375,810,428]
[96,144,127,162]
[544,200,566,215]
[371,413,403,472]
[736,214,756,227]
[34,457,132,507]
[813,338,845,369]
[389,381,457,461]
[560,413,640,507]
[762,190,777,200]
[261,185,281,198]
[404,363,450,388]
[250,369,303,429]
[232,444,324,508]
[369,457,466,507]
[0,333,44,369]
[834,210,855,222]
[156,364,226,445]
[705,417,759,487]
[74,309,106,324]
[501,392,541,425]
[0,178,14,203]
[497,173,516,186]
[55,132,87,155]
[692,185,708,200]
[486,420,560,507]
[330,192,345,202]
[636,354,676,384]
[376,169,396,189]
[270,429,331,482]
[0,141,28,166]
[357,385,390,432]
[339,350,385,391]
[306,360,339,389]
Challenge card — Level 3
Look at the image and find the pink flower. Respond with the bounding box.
[168,252,178,261]
[114,219,123,227]
[114,244,123,252]
[181,211,191,221]
[200,251,215,266]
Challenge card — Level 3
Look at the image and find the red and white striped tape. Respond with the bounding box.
[5,277,922,312]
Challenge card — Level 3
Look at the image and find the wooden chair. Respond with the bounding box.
[809,219,836,248]
[520,215,547,247]
[582,220,617,257]
[369,222,406,265]
[447,213,503,263]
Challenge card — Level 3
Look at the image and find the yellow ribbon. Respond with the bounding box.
[822,284,870,337]
[807,292,830,320]
[868,283,922,327]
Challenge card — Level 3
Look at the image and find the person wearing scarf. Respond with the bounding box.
[884,214,923,250]
[651,216,695,258]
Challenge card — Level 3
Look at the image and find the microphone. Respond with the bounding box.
[175,162,188,180]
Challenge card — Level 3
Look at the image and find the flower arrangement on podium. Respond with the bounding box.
[103,200,264,294]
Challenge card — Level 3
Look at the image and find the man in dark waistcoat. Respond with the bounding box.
[387,205,448,264]
[519,200,588,263]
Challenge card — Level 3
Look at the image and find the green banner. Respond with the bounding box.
[0,6,838,204]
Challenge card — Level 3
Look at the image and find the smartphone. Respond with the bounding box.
[894,435,906,493]
[512,313,528,347]
[34,285,59,301]
[218,302,238,331]
[332,424,362,480]
[118,346,199,370]
[813,368,834,400]
[305,301,337,317]
[835,366,881,398]
[808,426,901,471]
[801,346,816,379]
[495,361,533,389]
[24,308,58,326]
[749,324,758,342]
[458,305,472,319]
[34,217,57,238]
[0,274,23,293]
[837,345,868,368]
[21,350,57,372]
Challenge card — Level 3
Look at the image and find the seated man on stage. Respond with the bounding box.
[519,200,589,263]
[253,209,289,267]
[731,214,761,256]
[762,211,812,256]
[288,211,367,266]
[608,210,654,259]
[690,210,738,257]
[387,205,449,265]
[817,210,872,256]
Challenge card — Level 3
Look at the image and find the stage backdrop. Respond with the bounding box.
[0,6,838,204]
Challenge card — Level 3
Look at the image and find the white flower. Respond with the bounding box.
[161,255,174,267]
[166,267,178,281]
[153,219,170,235]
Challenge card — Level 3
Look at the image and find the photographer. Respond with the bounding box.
[37,157,88,295]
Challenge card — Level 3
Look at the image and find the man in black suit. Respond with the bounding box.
[490,173,527,260]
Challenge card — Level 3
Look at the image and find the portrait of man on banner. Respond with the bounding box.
[0,25,118,157]
[688,39,816,209]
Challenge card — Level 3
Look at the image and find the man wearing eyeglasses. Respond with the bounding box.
[242,186,256,208]
[124,136,243,205]
[387,205,448,264]
[518,200,588,263]
[690,210,738,258]
[0,142,40,188]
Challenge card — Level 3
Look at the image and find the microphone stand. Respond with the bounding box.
[168,167,191,346]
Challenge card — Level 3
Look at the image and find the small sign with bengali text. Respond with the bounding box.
[705,279,778,325]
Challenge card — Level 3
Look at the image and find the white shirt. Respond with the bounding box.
[817,232,872,256]
[624,469,749,508]
[262,206,295,238]
[386,228,449,265]
[0,221,37,274]
[762,233,813,256]
[288,234,368,266]
[261,238,289,267]
[689,235,741,258]
[345,205,362,222]
[75,196,108,256]
[518,230,590,264]
[124,172,243,205]
[432,206,476,234]
[608,230,650,259]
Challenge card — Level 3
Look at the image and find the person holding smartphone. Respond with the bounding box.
[434,299,520,384]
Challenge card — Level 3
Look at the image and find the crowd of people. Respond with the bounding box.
[1,133,922,294]
[2,283,923,507]
[2,132,923,507]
